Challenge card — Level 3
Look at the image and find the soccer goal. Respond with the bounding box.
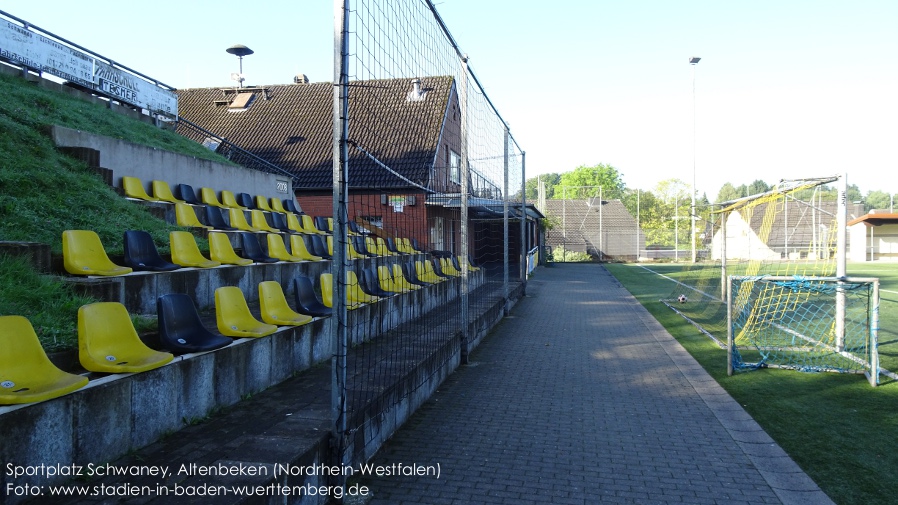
[726,275,881,386]
[662,175,847,345]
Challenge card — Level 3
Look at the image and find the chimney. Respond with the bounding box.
[407,78,425,101]
[293,74,309,85]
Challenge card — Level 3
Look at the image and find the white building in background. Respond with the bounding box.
[848,211,898,262]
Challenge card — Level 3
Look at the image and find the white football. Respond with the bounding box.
[677,294,688,303]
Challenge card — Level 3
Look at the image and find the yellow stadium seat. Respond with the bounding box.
[392,263,421,291]
[175,202,211,229]
[255,195,274,212]
[122,176,158,202]
[267,234,303,262]
[377,265,411,294]
[289,235,323,261]
[365,237,380,257]
[415,260,443,284]
[302,215,327,234]
[270,198,288,214]
[228,208,261,232]
[170,231,221,268]
[375,237,395,256]
[208,232,252,266]
[326,235,335,257]
[200,187,226,208]
[286,213,308,233]
[0,316,89,404]
[215,287,278,338]
[78,302,174,373]
[221,190,247,210]
[258,281,313,326]
[346,270,381,305]
[399,238,414,254]
[251,210,280,233]
[319,273,366,310]
[151,180,184,203]
[62,230,132,276]
[441,257,462,277]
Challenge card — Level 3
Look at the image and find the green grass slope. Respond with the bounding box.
[0,70,223,351]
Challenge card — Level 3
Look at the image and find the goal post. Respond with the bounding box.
[726,275,880,387]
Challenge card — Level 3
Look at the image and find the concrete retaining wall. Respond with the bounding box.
[49,125,292,201]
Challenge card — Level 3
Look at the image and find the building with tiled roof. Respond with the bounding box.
[543,199,645,261]
[710,200,864,261]
[176,75,537,262]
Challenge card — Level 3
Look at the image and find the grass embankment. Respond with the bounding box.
[605,263,898,505]
[0,70,225,351]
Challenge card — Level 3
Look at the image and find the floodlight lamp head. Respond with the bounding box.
[689,56,701,64]
[226,44,254,58]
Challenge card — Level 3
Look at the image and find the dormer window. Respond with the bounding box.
[228,92,254,111]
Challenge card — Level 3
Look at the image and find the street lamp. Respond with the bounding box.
[689,56,701,263]
[226,44,254,88]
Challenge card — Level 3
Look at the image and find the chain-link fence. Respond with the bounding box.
[331,0,530,474]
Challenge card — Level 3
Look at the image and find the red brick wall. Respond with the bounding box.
[295,192,431,246]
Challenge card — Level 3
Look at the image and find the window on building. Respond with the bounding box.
[431,217,444,250]
[449,150,460,185]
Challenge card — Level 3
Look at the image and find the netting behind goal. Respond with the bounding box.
[662,177,843,347]
[727,276,880,386]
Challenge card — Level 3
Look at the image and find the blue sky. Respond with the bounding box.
[4,0,896,200]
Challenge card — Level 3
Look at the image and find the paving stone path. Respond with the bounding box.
[360,263,832,505]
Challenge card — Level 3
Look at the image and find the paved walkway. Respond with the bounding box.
[360,263,832,505]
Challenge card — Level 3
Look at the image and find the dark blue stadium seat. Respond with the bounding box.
[283,198,303,214]
[292,276,333,317]
[240,232,278,263]
[204,205,237,231]
[270,212,292,232]
[157,293,232,354]
[236,192,256,210]
[401,261,429,287]
[360,267,394,297]
[174,184,201,205]
[123,230,181,272]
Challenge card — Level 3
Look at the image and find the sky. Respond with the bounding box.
[3,0,897,201]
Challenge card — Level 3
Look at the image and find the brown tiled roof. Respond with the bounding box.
[543,199,645,257]
[176,76,454,190]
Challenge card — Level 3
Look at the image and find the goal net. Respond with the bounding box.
[727,275,880,386]
[662,176,845,346]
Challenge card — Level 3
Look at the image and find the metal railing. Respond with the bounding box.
[173,116,298,182]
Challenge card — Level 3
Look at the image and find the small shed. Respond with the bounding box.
[848,211,898,262]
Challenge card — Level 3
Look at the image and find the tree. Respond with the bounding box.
[747,179,771,196]
[865,190,893,212]
[554,163,626,200]
[523,173,561,201]
[716,182,741,203]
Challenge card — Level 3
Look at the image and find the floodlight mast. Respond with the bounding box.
[689,56,701,263]
[226,44,254,88]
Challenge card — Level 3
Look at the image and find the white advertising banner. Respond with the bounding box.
[0,19,177,116]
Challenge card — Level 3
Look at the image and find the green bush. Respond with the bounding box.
[550,248,594,263]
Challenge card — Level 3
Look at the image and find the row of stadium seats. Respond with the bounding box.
[0,276,334,405]
[62,229,430,276]
[121,176,302,215]
[174,203,329,235]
